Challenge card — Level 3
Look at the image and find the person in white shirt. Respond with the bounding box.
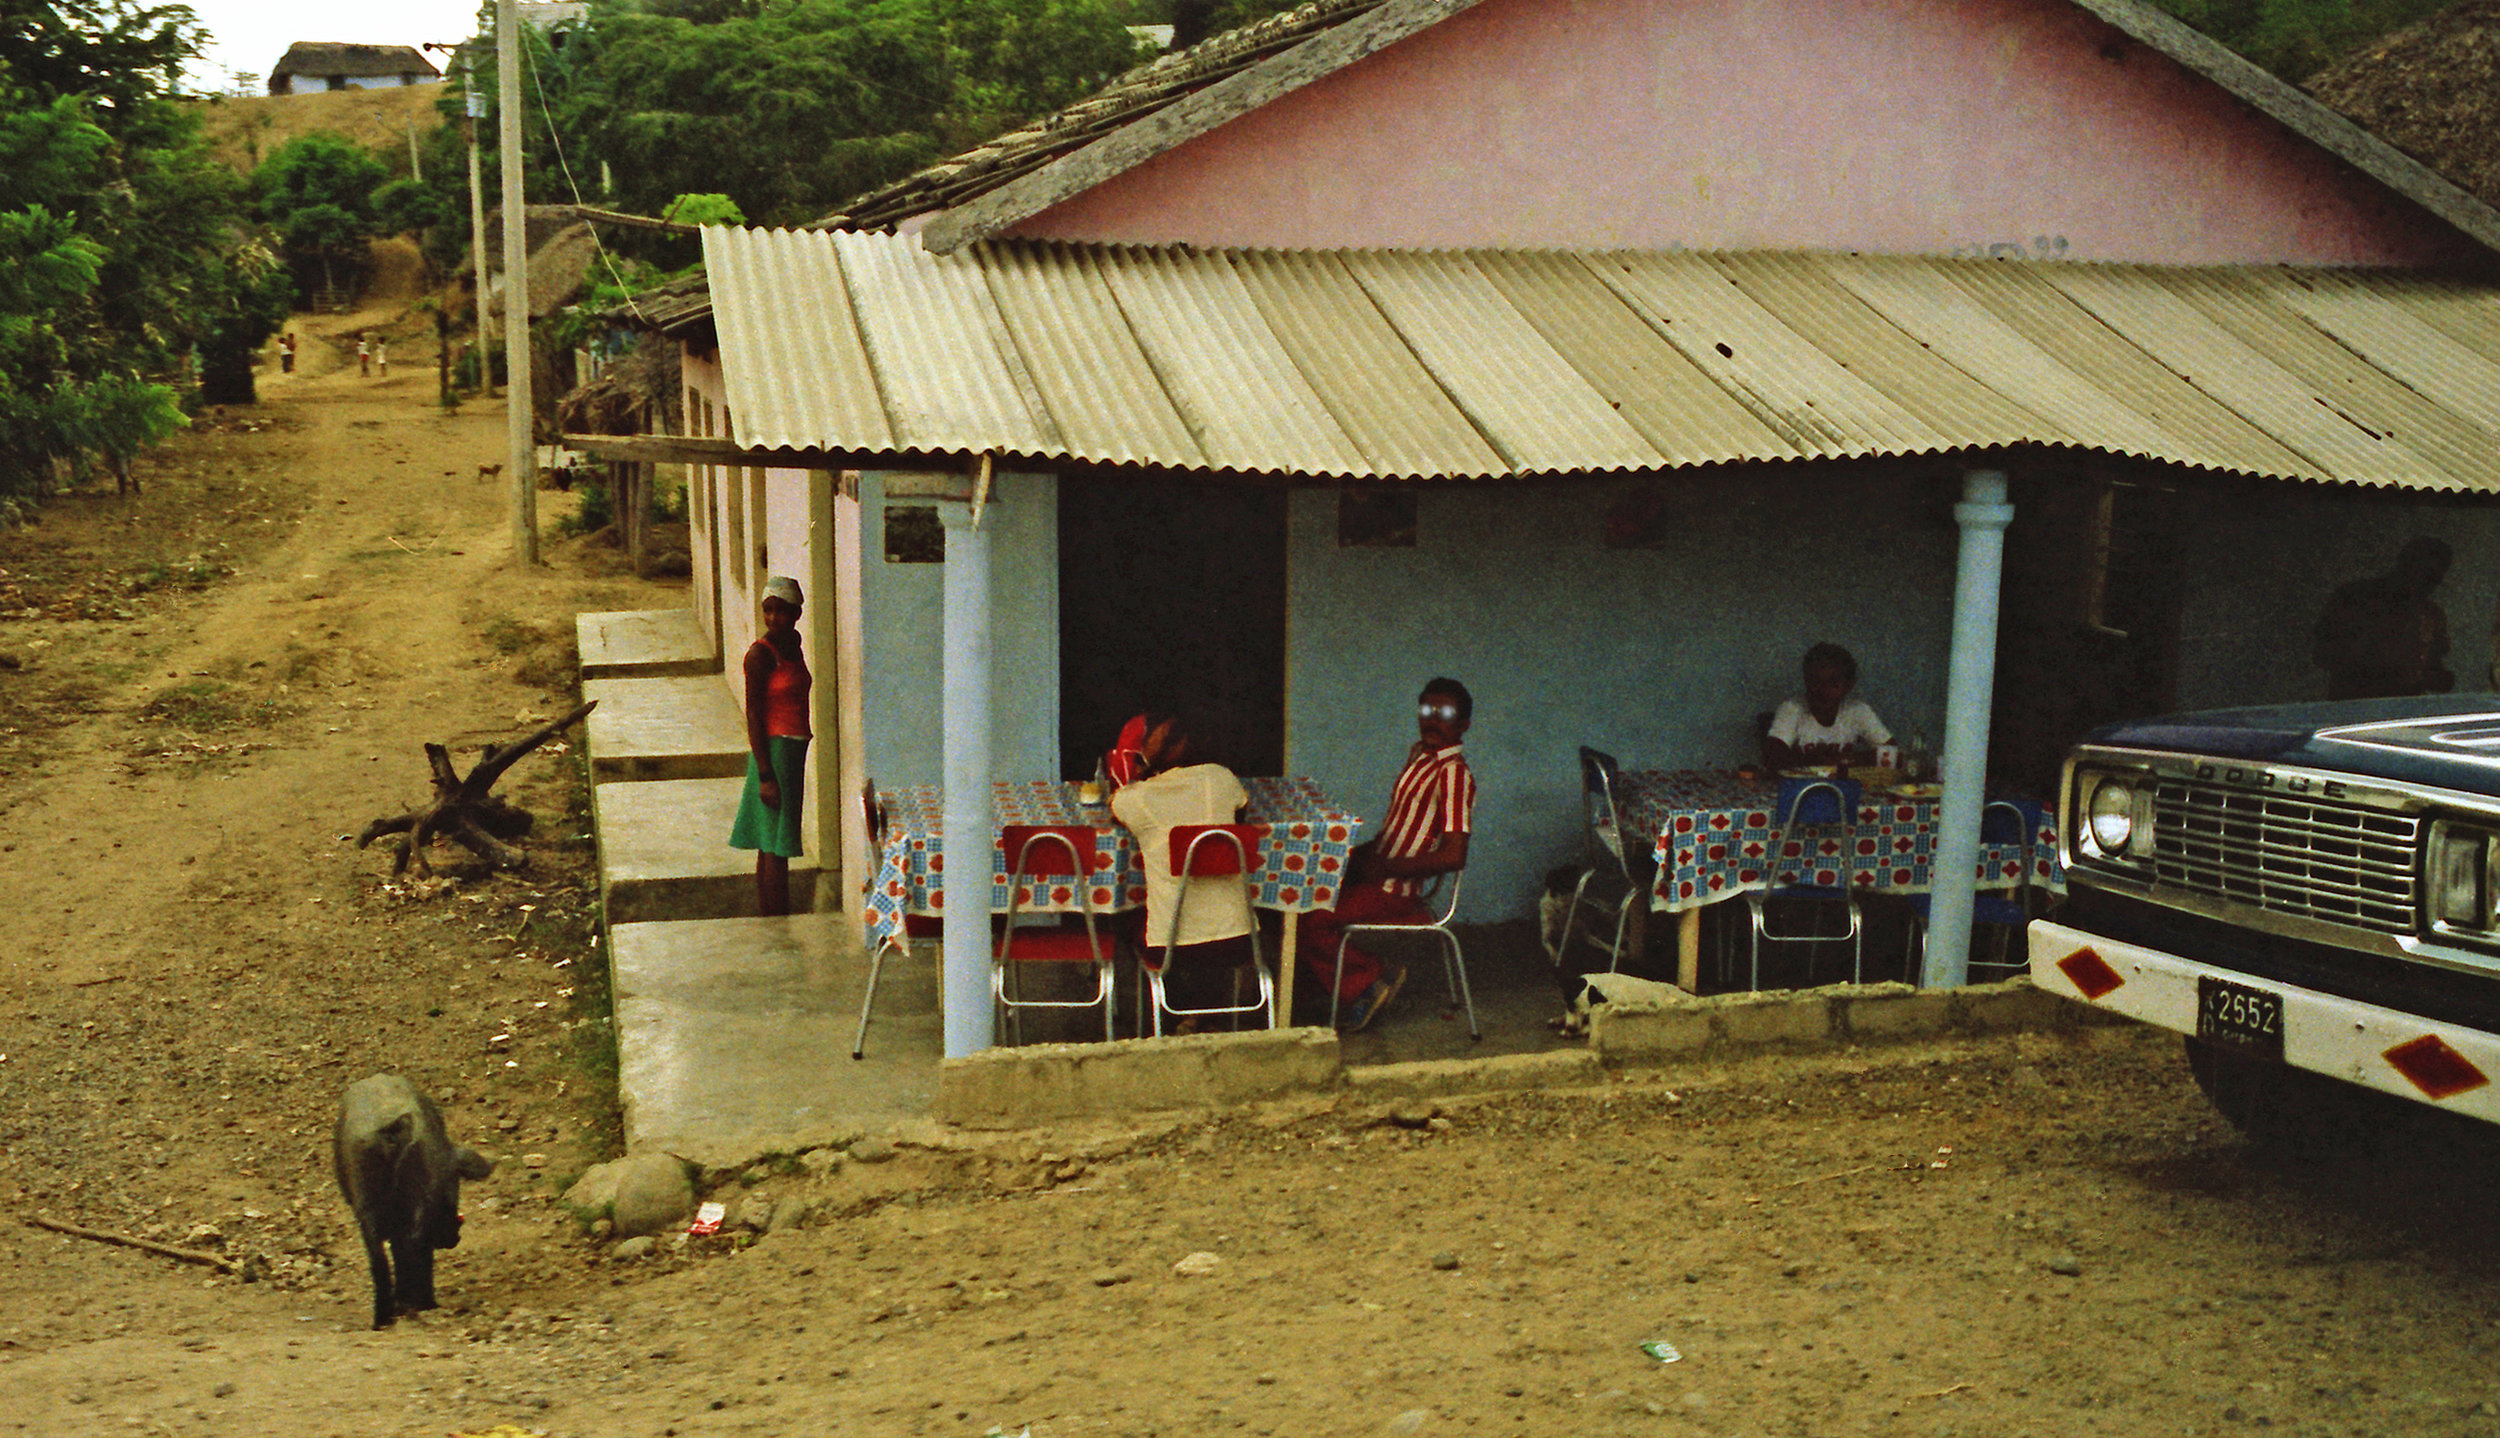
[1762,643,1891,768]
[1109,716,1255,1022]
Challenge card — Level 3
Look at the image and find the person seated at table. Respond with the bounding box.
[1299,678,1477,1032]
[1102,712,1158,793]
[1761,642,1890,770]
[1110,715,1254,1023]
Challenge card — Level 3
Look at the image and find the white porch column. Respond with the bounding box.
[1921,469,2014,989]
[938,502,995,1056]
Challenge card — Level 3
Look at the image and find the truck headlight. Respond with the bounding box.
[2429,821,2500,934]
[2083,775,2145,859]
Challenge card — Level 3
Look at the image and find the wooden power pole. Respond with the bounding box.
[497,0,538,567]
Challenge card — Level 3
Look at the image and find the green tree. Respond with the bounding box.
[0,1,277,509]
[252,132,390,299]
[2145,0,2460,80]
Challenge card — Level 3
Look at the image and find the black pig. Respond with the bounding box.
[332,1074,494,1329]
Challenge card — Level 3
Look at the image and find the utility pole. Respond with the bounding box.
[497,0,538,567]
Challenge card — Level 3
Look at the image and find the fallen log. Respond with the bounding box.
[356,699,597,876]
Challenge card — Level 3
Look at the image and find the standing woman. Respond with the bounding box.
[730,577,811,915]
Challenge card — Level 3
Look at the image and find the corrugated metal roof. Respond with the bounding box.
[701,225,2500,492]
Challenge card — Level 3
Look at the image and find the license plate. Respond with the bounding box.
[2197,976,2284,1060]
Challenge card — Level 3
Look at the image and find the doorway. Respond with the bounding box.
[1058,473,1288,780]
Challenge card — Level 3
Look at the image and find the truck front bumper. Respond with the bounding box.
[2029,920,2500,1125]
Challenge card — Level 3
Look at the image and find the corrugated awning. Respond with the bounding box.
[702,226,2500,492]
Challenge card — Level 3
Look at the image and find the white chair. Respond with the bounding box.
[1140,825,1274,1037]
[1556,747,1655,974]
[1330,871,1479,1039]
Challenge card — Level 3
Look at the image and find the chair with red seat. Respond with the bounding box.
[992,824,1118,1044]
[1139,824,1273,1037]
[1331,869,1479,1039]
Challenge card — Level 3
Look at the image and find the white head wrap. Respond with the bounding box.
[763,576,802,606]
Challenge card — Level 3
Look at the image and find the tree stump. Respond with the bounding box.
[356,700,597,877]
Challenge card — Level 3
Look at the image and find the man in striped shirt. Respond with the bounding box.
[1301,678,1477,1030]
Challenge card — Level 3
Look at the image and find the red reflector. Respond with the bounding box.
[2056,947,2125,1001]
[2381,1035,2491,1101]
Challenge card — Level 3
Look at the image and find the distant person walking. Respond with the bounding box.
[357,334,371,378]
[375,338,387,378]
[2314,536,2455,700]
[278,332,296,374]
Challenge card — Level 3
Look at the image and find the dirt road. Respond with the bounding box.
[5,310,2500,1438]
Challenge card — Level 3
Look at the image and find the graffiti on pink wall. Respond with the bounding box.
[1013,0,2473,269]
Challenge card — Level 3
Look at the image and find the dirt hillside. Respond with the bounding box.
[190,82,452,176]
[2309,1,2500,212]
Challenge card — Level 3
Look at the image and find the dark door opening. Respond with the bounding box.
[1058,474,1288,780]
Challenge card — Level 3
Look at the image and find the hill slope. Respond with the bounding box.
[189,81,452,175]
[2308,1,2500,211]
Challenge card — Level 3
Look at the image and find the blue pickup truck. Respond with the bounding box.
[2029,697,2500,1141]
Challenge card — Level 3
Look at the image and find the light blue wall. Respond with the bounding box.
[1284,469,1965,924]
[2176,492,2500,709]
[857,471,1060,787]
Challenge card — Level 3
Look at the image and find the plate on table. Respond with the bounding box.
[1886,782,1943,799]
[1778,766,1841,780]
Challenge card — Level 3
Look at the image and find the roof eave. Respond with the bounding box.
[918,0,1489,255]
[2071,0,2500,258]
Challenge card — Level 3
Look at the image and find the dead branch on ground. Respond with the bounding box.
[27,1216,242,1273]
[355,700,596,877]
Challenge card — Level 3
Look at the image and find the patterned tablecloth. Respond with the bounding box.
[1622,769,2063,913]
[864,777,1367,948]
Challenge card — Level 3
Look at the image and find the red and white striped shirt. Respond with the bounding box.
[1375,743,1475,897]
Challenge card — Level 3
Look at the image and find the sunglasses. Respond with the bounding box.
[1418,701,1462,720]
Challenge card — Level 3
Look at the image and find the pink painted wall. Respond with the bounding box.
[1012,0,2478,268]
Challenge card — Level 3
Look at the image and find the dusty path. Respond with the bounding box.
[4,320,2500,1438]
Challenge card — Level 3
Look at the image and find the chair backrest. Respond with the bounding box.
[1776,777,1860,830]
[1981,799,2038,895]
[1413,867,1465,924]
[1170,824,1259,877]
[1002,824,1093,881]
[861,780,886,851]
[1579,747,1632,874]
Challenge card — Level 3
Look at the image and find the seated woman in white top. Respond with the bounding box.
[1762,642,1891,769]
[1108,715,1251,953]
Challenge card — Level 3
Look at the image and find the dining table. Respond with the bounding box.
[1615,768,2063,990]
[864,776,1369,1021]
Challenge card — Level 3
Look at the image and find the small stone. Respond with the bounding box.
[743,1164,774,1185]
[1385,1410,1430,1435]
[1387,1105,1435,1130]
[1429,1251,1460,1271]
[1256,1373,1278,1386]
[184,1223,224,1247]
[1426,1117,1453,1132]
[1782,1262,1805,1278]
[522,1153,548,1170]
[1090,1269,1132,1287]
[1644,1399,1667,1415]
[848,1138,898,1165]
[768,1194,812,1234]
[589,1218,613,1242]
[211,1384,235,1399]
[611,1153,695,1239]
[799,1147,844,1177]
[732,1192,775,1233]
[610,1236,655,1261]
[1173,1251,1221,1277]
[2047,1253,2083,1277]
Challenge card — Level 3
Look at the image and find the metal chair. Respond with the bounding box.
[1139,825,1274,1037]
[1331,870,1479,1039]
[990,825,1118,1044]
[1555,747,1656,974]
[1908,800,2041,982]
[1743,778,1864,990]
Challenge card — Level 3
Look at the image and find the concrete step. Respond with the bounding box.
[584,673,746,782]
[578,608,716,680]
[611,916,940,1164]
[595,777,820,923]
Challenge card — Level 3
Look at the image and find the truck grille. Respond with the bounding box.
[2152,778,2420,934]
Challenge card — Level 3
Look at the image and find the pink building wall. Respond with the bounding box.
[1012,0,2476,268]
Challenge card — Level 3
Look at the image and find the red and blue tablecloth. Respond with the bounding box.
[864,777,1366,949]
[1620,769,2062,913]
